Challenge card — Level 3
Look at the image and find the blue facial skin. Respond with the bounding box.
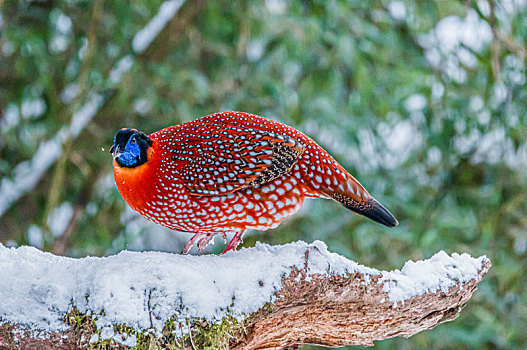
[117,136,141,167]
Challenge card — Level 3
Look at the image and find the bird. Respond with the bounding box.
[110,111,398,254]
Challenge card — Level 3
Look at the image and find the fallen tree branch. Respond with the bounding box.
[234,252,491,349]
[0,241,490,349]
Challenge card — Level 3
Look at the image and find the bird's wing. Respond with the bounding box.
[172,127,305,196]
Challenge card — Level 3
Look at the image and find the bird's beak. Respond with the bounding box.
[110,144,122,159]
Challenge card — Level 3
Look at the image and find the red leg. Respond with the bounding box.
[221,231,245,254]
[197,234,216,254]
[183,232,206,254]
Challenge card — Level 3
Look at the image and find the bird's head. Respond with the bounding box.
[110,128,153,168]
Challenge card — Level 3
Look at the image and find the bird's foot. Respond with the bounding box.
[196,234,215,254]
[183,231,244,255]
[182,234,200,254]
[221,231,245,254]
[182,232,217,255]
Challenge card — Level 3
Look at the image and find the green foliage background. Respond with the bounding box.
[1,0,526,348]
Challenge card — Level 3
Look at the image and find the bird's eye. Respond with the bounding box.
[131,138,136,145]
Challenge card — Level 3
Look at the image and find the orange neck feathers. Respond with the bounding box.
[113,146,158,212]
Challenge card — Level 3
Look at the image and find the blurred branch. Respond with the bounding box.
[51,154,100,255]
[0,94,103,219]
[489,1,501,80]
[135,0,202,62]
[471,0,526,71]
[43,0,105,247]
[77,0,105,93]
[493,31,526,62]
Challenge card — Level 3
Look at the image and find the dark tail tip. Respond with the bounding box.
[331,193,399,227]
[361,198,399,227]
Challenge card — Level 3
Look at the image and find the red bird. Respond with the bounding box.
[110,112,398,254]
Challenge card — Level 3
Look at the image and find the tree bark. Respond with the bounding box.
[233,258,491,349]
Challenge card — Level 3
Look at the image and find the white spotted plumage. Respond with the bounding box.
[112,111,398,254]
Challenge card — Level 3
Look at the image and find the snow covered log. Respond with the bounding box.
[0,241,490,349]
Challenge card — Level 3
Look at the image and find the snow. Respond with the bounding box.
[47,202,74,238]
[0,240,486,344]
[380,251,487,302]
[388,1,406,21]
[418,9,492,83]
[1,40,14,56]
[50,33,69,53]
[21,98,47,119]
[246,40,265,62]
[133,98,152,115]
[265,0,287,15]
[132,0,185,54]
[55,12,72,34]
[0,104,20,132]
[60,83,79,104]
[68,94,104,138]
[404,94,426,113]
[426,147,442,167]
[374,119,423,170]
[27,225,44,249]
[0,241,359,337]
[109,55,133,85]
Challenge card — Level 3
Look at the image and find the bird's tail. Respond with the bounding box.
[326,176,398,228]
